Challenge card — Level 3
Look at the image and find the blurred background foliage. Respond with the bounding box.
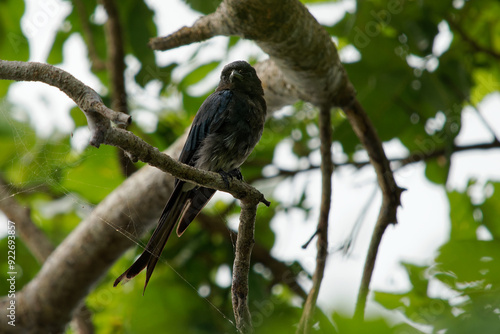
[1,0,500,333]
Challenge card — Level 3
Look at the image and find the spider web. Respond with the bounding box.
[0,98,237,329]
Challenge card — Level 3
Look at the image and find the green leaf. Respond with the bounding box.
[183,0,222,14]
[178,61,220,91]
[435,240,500,287]
[424,157,449,185]
[122,0,159,88]
[447,190,477,240]
[69,106,87,128]
[0,112,37,169]
[0,0,29,95]
[480,182,500,238]
[0,0,29,61]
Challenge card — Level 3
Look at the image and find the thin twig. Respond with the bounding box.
[342,185,378,256]
[342,99,403,320]
[148,14,228,50]
[448,19,500,59]
[301,228,319,249]
[101,0,127,114]
[296,105,333,333]
[471,106,500,144]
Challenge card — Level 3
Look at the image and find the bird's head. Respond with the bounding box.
[217,60,264,96]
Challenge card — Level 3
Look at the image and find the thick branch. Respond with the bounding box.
[231,200,259,333]
[0,178,95,334]
[0,137,187,333]
[150,0,355,107]
[296,105,333,333]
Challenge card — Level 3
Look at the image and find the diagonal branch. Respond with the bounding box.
[296,105,334,333]
[149,13,229,51]
[0,60,130,147]
[0,178,54,263]
[448,19,500,60]
[0,178,95,334]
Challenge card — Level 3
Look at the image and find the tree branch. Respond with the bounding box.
[101,0,127,115]
[297,105,333,333]
[448,19,500,60]
[150,0,355,107]
[149,13,229,51]
[74,0,106,71]
[0,60,130,147]
[397,141,500,167]
[231,199,259,333]
[0,178,95,334]
[343,100,403,320]
[101,0,137,177]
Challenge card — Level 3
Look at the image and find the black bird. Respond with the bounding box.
[114,60,266,291]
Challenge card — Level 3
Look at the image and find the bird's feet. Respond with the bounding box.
[218,168,243,188]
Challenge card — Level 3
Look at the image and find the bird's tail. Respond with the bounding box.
[113,182,216,293]
[113,182,189,293]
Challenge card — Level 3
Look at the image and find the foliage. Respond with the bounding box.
[375,184,500,333]
[1,0,500,333]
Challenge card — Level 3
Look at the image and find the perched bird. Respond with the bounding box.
[114,60,266,292]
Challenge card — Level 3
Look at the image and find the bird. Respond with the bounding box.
[114,60,267,292]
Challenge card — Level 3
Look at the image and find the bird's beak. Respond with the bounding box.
[230,70,244,82]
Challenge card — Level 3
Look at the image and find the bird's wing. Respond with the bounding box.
[179,90,233,166]
[174,91,233,236]
[176,186,216,236]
